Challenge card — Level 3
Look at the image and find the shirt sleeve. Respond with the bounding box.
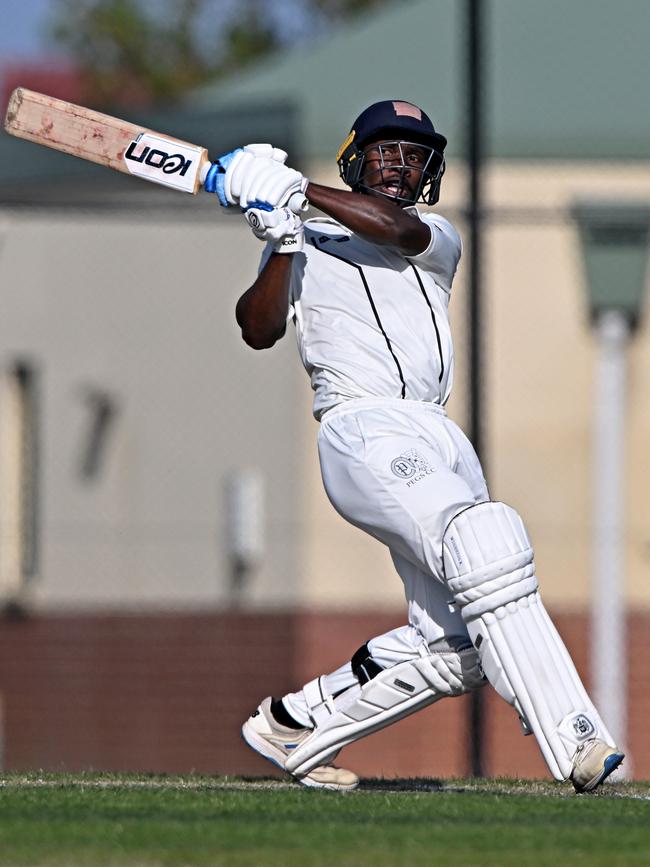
[407,213,462,294]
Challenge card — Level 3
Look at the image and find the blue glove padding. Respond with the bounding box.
[245,199,274,212]
[203,148,243,207]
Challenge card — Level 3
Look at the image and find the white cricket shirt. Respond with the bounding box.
[280,209,461,420]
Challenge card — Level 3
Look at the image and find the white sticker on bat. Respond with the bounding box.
[123,132,202,193]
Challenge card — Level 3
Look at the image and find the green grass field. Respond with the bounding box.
[1,773,649,867]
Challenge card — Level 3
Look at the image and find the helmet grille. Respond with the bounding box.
[338,137,445,206]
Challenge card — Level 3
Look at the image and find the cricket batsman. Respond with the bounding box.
[209,99,625,792]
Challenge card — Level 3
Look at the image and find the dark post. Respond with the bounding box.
[466,0,486,778]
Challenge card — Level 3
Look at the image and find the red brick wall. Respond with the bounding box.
[0,610,647,780]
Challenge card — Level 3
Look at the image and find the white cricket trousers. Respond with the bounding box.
[284,397,490,726]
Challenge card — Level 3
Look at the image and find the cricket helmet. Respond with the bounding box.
[336,100,447,205]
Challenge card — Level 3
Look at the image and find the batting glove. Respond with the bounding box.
[236,160,308,211]
[244,205,305,253]
[204,143,288,207]
[240,143,289,163]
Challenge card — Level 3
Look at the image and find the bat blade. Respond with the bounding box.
[4,88,209,194]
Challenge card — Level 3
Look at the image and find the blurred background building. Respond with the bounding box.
[0,0,648,781]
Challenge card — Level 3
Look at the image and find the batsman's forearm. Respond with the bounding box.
[305,182,430,254]
[236,253,292,349]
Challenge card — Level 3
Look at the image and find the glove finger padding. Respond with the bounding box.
[223,150,257,205]
[236,158,283,206]
[248,173,307,210]
[228,147,291,206]
[239,161,308,210]
[243,143,288,164]
[207,145,293,207]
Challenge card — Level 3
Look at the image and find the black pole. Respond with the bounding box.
[466,0,486,778]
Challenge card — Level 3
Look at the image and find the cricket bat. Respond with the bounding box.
[3,87,305,209]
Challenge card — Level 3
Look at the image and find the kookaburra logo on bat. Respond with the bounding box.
[125,136,193,176]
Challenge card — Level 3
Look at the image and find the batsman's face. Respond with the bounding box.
[360,138,431,206]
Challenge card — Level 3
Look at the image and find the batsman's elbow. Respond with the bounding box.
[235,289,288,348]
[240,323,286,350]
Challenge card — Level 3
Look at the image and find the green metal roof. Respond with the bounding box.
[191,0,650,161]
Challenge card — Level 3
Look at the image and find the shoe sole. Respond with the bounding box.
[294,772,358,792]
[241,720,289,771]
[575,751,625,793]
[241,722,358,791]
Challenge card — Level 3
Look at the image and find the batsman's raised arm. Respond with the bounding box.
[235,253,292,350]
[303,181,431,255]
[235,196,307,349]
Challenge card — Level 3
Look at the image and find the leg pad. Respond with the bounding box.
[443,501,617,780]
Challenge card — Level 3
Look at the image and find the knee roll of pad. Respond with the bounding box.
[442,501,538,618]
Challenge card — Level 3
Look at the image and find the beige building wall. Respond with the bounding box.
[0,208,305,610]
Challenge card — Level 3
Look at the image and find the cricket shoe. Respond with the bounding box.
[570,738,625,792]
[241,696,359,791]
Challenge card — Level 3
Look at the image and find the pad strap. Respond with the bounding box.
[302,677,337,727]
